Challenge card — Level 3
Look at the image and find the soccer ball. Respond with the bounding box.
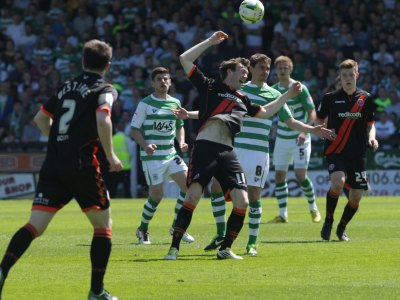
[239,0,265,24]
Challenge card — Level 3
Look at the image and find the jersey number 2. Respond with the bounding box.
[59,99,76,134]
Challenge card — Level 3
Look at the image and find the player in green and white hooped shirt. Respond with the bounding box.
[130,67,194,245]
[270,56,321,224]
[207,54,330,255]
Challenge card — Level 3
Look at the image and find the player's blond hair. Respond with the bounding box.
[274,56,293,69]
[339,59,359,73]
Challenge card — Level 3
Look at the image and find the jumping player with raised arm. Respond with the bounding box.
[317,59,378,241]
[0,40,121,300]
[176,54,336,256]
[164,31,334,260]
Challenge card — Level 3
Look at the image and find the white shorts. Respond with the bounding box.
[142,155,188,186]
[235,147,269,188]
[273,137,311,171]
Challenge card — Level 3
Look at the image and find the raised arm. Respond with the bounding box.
[256,81,302,119]
[179,31,228,74]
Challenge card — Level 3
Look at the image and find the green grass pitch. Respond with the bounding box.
[0,196,399,299]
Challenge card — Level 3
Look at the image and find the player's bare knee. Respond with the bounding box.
[149,190,163,202]
[295,173,307,183]
[275,171,287,183]
[149,186,163,202]
[331,180,345,192]
[247,186,261,201]
[230,189,249,209]
[186,193,199,206]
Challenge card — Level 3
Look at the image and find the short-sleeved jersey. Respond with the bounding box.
[187,66,261,138]
[272,82,314,140]
[316,88,375,158]
[130,94,183,161]
[235,83,292,153]
[41,71,117,170]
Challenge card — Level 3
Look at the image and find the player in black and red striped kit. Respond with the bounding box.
[164,31,335,260]
[0,40,122,300]
[317,59,379,242]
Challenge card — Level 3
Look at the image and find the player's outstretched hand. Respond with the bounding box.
[172,107,189,120]
[368,138,379,151]
[209,31,229,45]
[287,81,302,98]
[107,153,123,172]
[313,125,336,140]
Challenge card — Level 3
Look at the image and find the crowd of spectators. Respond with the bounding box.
[1,0,400,151]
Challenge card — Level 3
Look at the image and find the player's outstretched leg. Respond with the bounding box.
[217,207,246,260]
[0,223,39,298]
[170,192,195,243]
[165,202,196,260]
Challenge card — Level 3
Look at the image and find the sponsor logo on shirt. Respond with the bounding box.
[338,112,361,119]
[153,121,173,132]
[335,100,346,103]
[218,93,243,104]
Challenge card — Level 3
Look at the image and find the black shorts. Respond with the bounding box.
[33,166,110,212]
[326,154,368,190]
[187,140,247,195]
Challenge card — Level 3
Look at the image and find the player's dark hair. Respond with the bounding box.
[151,67,170,81]
[219,57,250,80]
[82,39,112,72]
[249,53,271,67]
